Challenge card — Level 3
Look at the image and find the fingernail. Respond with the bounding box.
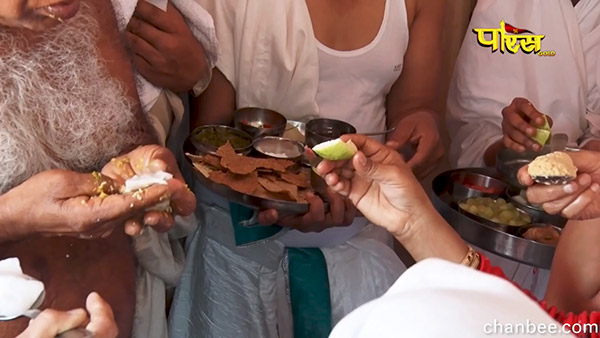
[357,152,367,166]
[145,218,158,226]
[536,118,544,125]
[325,173,335,184]
[533,144,541,151]
[592,183,600,193]
[527,128,535,135]
[564,183,576,194]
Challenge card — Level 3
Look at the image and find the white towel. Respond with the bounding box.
[111,0,220,112]
[0,258,44,319]
[330,258,574,338]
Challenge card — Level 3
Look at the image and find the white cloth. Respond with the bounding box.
[169,186,406,338]
[197,0,320,121]
[446,0,600,299]
[0,258,44,319]
[106,2,218,337]
[279,0,408,247]
[111,0,219,113]
[447,0,600,168]
[314,0,408,141]
[330,258,574,338]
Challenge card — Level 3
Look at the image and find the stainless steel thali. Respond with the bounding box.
[183,136,312,215]
[430,168,557,269]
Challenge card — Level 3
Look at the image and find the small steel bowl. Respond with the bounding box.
[234,107,287,139]
[457,198,531,235]
[190,125,253,155]
[449,172,507,201]
[283,120,306,143]
[305,118,357,148]
[517,223,562,247]
[253,136,304,162]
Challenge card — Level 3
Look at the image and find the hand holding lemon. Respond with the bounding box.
[501,97,553,153]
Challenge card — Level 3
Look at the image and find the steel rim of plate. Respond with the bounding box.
[430,168,556,269]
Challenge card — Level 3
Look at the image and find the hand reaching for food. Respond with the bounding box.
[518,150,600,220]
[101,145,196,236]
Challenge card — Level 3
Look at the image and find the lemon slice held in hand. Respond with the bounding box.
[312,139,358,161]
[532,115,551,146]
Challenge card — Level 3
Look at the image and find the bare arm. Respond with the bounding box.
[191,68,236,128]
[544,219,600,313]
[0,192,24,242]
[386,0,445,127]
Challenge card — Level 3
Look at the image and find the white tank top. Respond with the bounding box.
[315,0,409,142]
[279,0,410,247]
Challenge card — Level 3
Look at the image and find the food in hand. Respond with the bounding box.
[123,171,173,211]
[531,115,551,146]
[459,197,532,226]
[312,139,358,161]
[528,151,577,184]
[187,142,311,203]
[522,225,560,246]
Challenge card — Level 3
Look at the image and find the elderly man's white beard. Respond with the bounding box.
[0,7,147,194]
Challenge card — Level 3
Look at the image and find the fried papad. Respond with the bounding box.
[257,177,298,201]
[191,161,213,178]
[217,142,294,175]
[186,153,225,171]
[280,170,309,188]
[209,170,259,195]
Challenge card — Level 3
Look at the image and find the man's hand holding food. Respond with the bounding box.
[518,150,600,220]
[0,145,195,240]
[101,145,196,236]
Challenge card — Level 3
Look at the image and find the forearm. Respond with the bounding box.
[191,67,236,128]
[396,206,468,263]
[544,219,600,313]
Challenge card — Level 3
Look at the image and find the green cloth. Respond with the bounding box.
[288,248,332,338]
[229,203,282,246]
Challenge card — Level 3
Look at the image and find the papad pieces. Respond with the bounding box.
[209,170,259,195]
[187,142,311,204]
[217,142,294,175]
[257,177,298,202]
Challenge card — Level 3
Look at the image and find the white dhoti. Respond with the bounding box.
[169,187,405,338]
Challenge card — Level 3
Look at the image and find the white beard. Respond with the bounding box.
[0,5,148,194]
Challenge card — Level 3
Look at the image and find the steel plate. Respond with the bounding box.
[430,168,556,269]
[183,136,314,216]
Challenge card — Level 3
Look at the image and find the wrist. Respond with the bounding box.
[0,191,27,241]
[395,205,468,263]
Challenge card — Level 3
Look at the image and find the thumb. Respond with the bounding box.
[353,151,393,182]
[569,151,600,174]
[386,127,412,151]
[86,292,118,337]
